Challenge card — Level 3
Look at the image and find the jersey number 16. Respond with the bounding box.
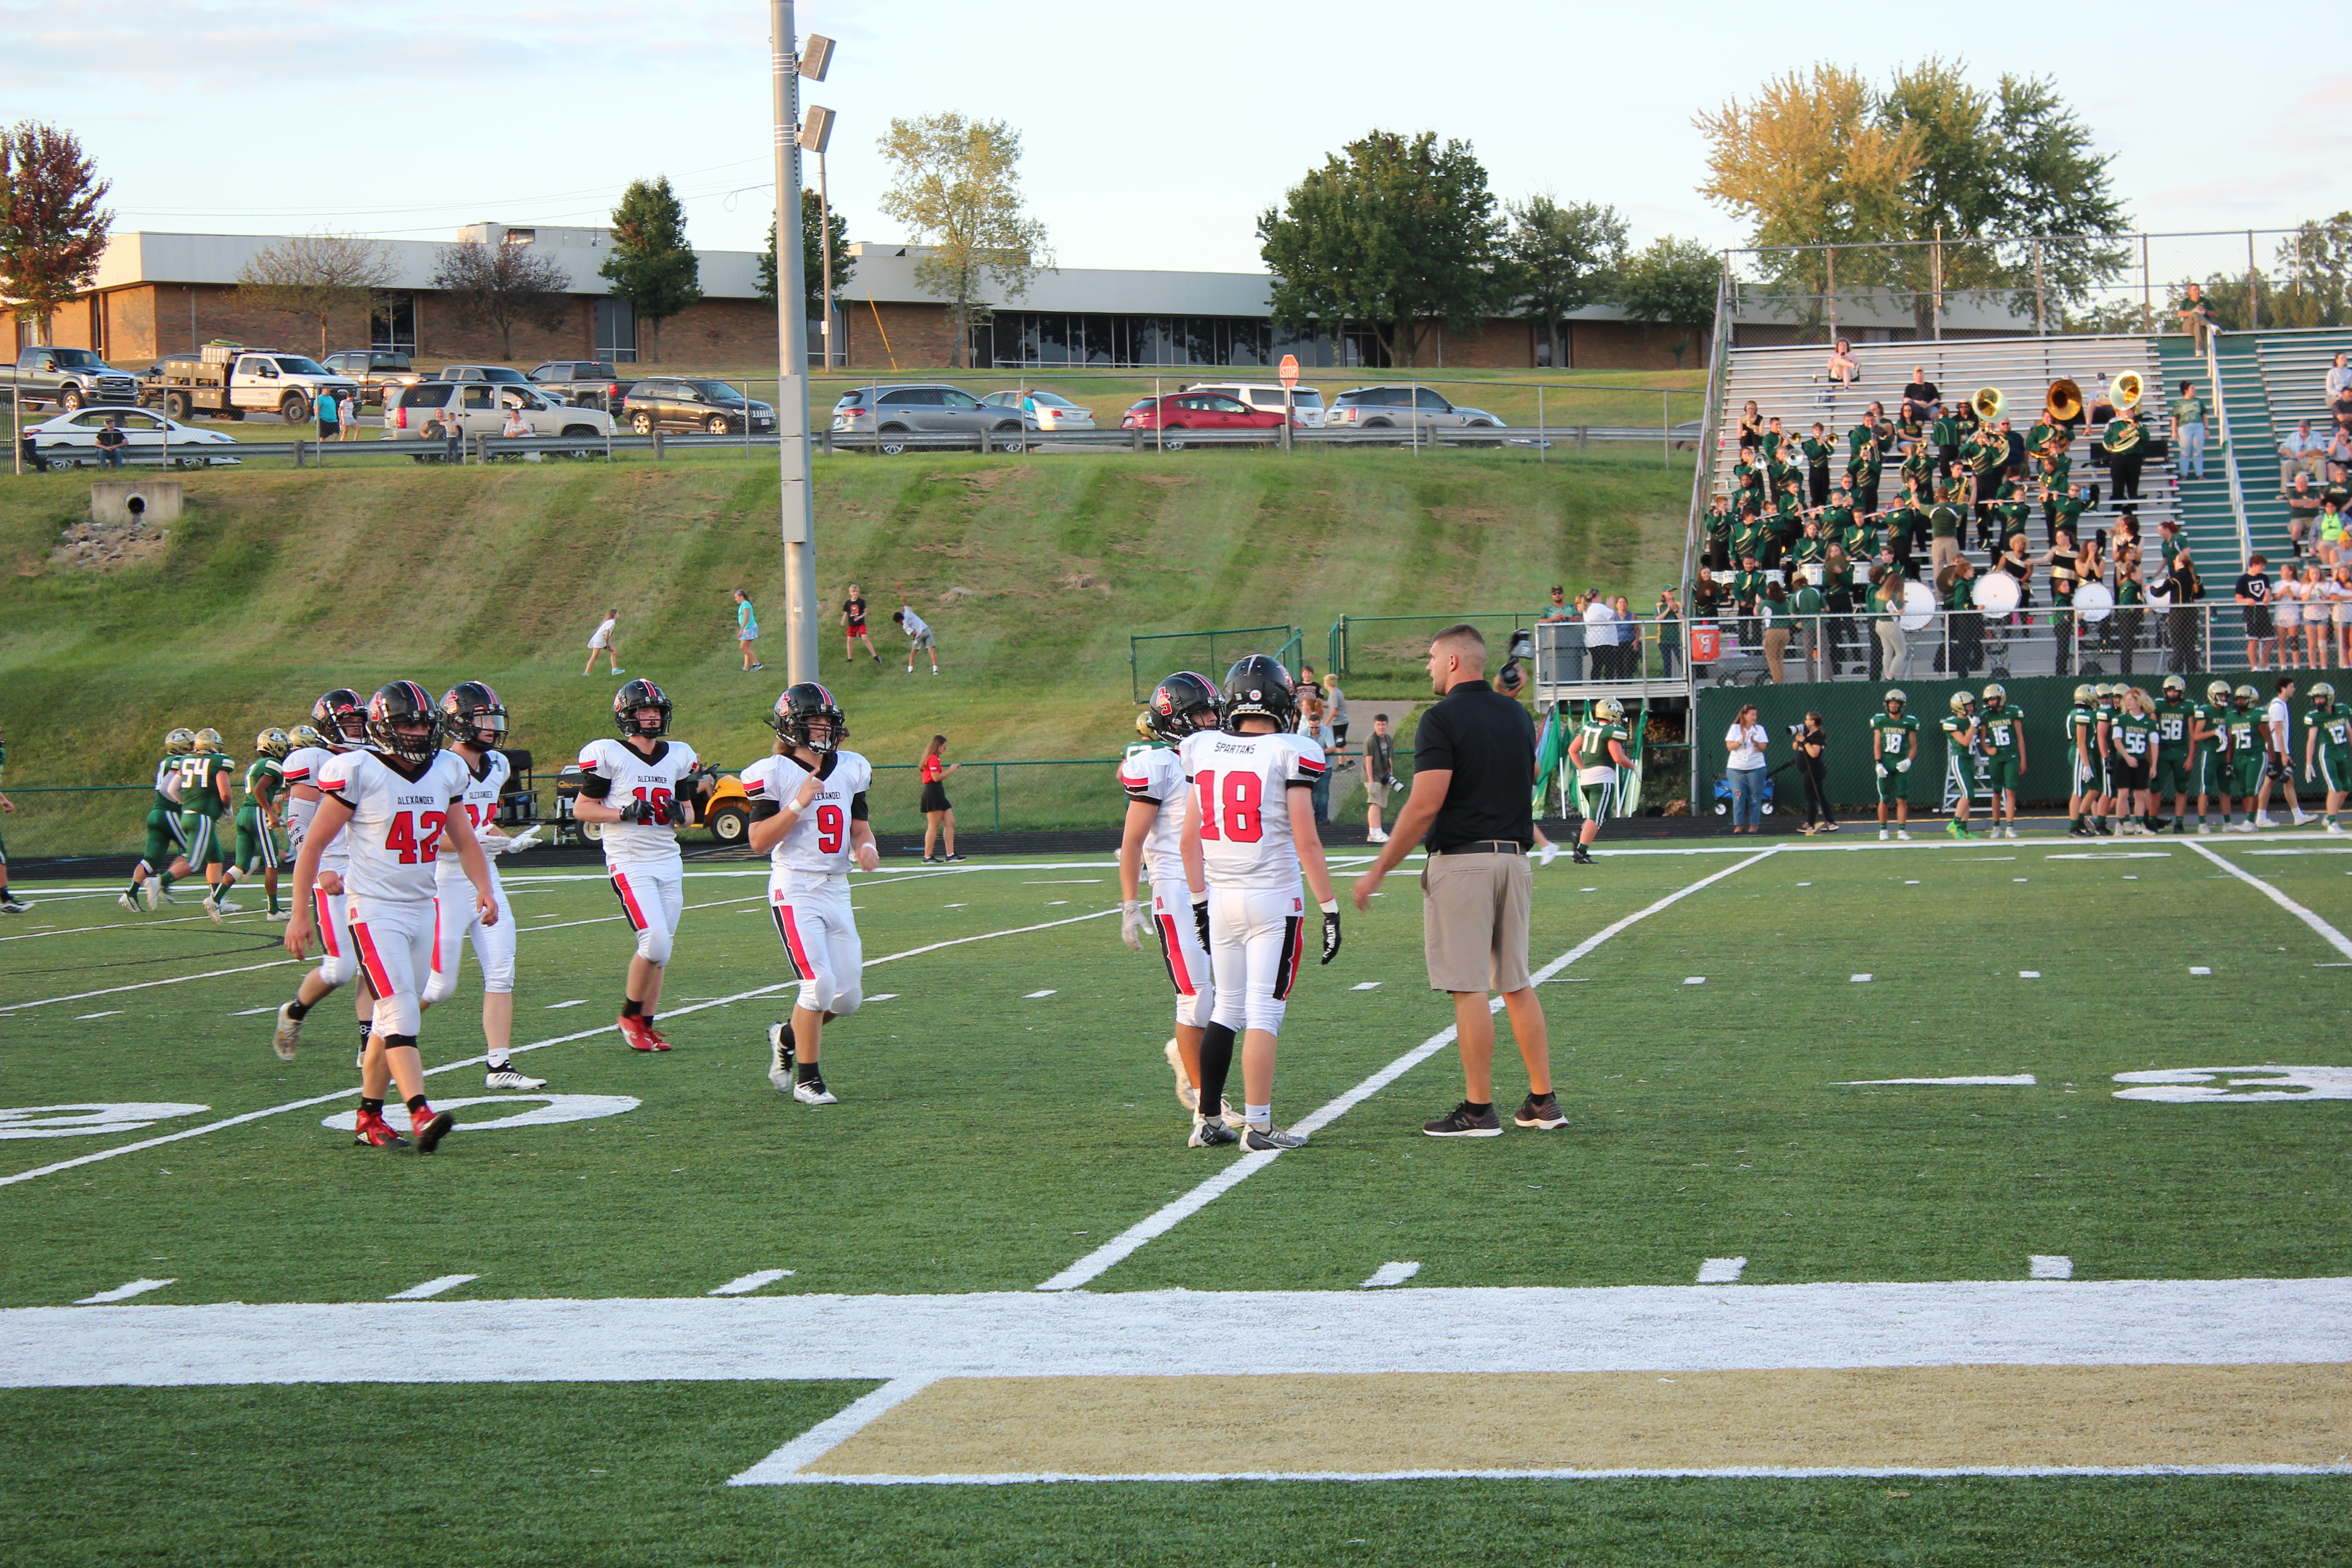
[1193,769,1264,843]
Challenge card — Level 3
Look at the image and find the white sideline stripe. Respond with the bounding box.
[1696,1257,1747,1284]
[2190,840,2352,960]
[0,956,305,1014]
[710,1269,794,1296]
[1033,848,1784,1293]
[74,1278,173,1305]
[752,1461,2352,1487]
[1840,1076,2037,1087]
[389,1274,476,1300]
[729,1377,940,1485]
[0,908,270,942]
[2031,1255,2074,1280]
[0,906,1121,1190]
[1360,1261,1421,1289]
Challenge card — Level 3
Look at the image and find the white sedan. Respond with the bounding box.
[25,407,241,467]
[981,389,1098,432]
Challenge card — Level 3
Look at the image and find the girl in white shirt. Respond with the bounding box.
[2274,566,2304,669]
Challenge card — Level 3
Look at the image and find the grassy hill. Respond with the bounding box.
[0,446,1690,851]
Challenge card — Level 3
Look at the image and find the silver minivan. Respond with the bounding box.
[831,384,1030,452]
[1185,381,1326,428]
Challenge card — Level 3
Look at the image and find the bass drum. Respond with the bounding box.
[1899,578,1936,632]
[1971,572,2022,614]
[2073,580,2114,624]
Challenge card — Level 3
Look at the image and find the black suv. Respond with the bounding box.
[529,360,632,409]
[620,377,777,436]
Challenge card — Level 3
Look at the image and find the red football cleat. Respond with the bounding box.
[411,1106,455,1153]
[641,1020,671,1052]
[618,1013,659,1052]
[353,1109,409,1149]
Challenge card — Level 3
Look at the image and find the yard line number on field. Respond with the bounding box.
[1034,846,1784,1293]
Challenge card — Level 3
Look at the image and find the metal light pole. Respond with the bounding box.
[770,5,833,684]
[819,152,834,369]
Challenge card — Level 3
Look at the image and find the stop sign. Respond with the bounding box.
[1279,354,1299,389]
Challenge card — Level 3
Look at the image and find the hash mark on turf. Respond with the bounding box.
[1024,990,1057,999]
[2190,966,2211,975]
[1697,1257,1747,1284]
[1360,1261,1421,1289]
[229,1006,277,1016]
[710,1269,795,1296]
[1850,974,1872,983]
[865,993,898,1002]
[75,1278,173,1305]
[544,1000,588,1010]
[1352,982,1382,991]
[389,1274,478,1300]
[1683,976,1706,985]
[2030,1255,2074,1280]
[2019,970,2041,978]
[75,1011,122,1019]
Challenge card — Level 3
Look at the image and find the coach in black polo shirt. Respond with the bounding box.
[1353,623,1562,1138]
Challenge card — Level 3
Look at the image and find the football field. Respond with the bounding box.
[3,835,2348,1565]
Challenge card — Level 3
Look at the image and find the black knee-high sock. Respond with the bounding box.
[1196,1022,1237,1115]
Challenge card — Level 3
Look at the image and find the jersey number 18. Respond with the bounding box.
[1193,769,1264,843]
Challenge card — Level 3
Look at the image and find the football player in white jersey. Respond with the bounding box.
[574,679,707,1052]
[418,682,546,1091]
[741,683,879,1106]
[284,681,498,1152]
[270,691,375,1063]
[1118,670,1228,1124]
[1176,656,1343,1151]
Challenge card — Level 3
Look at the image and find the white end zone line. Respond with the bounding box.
[747,1460,2352,1487]
[0,906,1119,1191]
[729,1377,940,1484]
[1034,846,1784,1293]
[2189,840,2352,960]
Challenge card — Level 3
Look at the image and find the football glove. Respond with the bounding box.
[612,797,647,824]
[1874,762,1887,778]
[1319,900,1342,964]
[1897,757,1912,773]
[1120,899,1150,951]
[1193,899,1210,951]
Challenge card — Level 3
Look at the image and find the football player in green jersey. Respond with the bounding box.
[0,718,25,914]
[2091,685,2122,835]
[173,729,242,923]
[1941,691,1981,838]
[2151,673,2195,833]
[2224,686,2267,831]
[1977,684,2027,838]
[2303,682,2350,832]
[1566,697,1632,866]
[2191,680,2231,834]
[1869,689,1921,839]
[2113,688,2159,833]
[122,727,199,911]
[2066,684,2100,837]
[237,728,293,919]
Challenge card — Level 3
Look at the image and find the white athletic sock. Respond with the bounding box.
[1245,1102,1271,1129]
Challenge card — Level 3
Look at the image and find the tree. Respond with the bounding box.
[432,239,573,359]
[2270,212,2352,328]
[876,113,1050,368]
[0,121,113,341]
[1259,129,1505,367]
[235,231,398,358]
[756,188,855,313]
[1504,194,1626,369]
[1618,238,1724,369]
[599,176,701,362]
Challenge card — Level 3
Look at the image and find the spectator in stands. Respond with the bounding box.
[2329,424,2352,487]
[1737,400,1763,452]
[2172,381,2207,480]
[2300,561,2336,670]
[1581,592,1617,678]
[2283,473,2324,559]
[2273,558,2303,670]
[1690,569,1721,680]
[1760,580,1793,683]
[1539,585,1571,623]
[2281,420,2326,487]
[2176,284,2219,350]
[2322,496,2348,569]
[2332,374,2352,437]
[2043,528,2081,676]
[1724,705,1769,833]
[1825,339,1861,394]
[1871,564,1910,679]
[1901,366,1940,426]
[1656,587,1681,678]
[2329,351,2352,403]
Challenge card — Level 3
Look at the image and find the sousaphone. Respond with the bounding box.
[2111,372,2145,412]
[2046,379,2084,424]
[1971,386,2006,424]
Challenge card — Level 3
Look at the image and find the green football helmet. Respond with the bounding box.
[1950,691,1975,715]
[1884,689,1907,710]
[164,727,196,755]
[2207,680,2232,704]
[254,727,292,760]
[192,727,223,754]
[2073,683,2097,705]
[2234,684,2259,705]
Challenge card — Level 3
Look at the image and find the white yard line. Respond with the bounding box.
[2188,840,2352,960]
[0,956,307,1014]
[1034,848,1783,1293]
[0,906,1120,1191]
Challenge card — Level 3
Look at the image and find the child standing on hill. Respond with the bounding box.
[734,589,764,673]
[584,608,624,678]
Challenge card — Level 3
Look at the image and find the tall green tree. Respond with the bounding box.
[600,176,701,362]
[756,188,855,314]
[0,121,113,341]
[1259,129,1504,367]
[1617,237,1724,369]
[876,113,1050,368]
[1504,194,1627,369]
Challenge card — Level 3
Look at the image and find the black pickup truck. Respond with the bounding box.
[528,360,633,410]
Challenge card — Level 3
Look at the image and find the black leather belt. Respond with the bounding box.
[1435,840,1524,856]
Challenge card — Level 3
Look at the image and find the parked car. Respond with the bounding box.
[391,381,614,451]
[529,360,632,409]
[20,406,241,467]
[980,389,1097,433]
[320,350,424,407]
[1183,381,1326,428]
[431,364,536,385]
[0,345,140,412]
[151,347,360,424]
[1119,392,1294,449]
[1325,385,1502,434]
[830,384,1027,454]
[620,377,777,436]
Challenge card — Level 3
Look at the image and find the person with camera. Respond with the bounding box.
[1792,713,1835,833]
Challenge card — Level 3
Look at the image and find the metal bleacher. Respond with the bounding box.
[2254,330,2352,438]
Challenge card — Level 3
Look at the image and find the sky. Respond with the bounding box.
[4,0,2344,283]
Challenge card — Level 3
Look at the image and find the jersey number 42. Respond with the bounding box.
[384,810,447,864]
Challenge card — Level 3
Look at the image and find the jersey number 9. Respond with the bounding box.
[1193,769,1264,844]
[816,803,844,854]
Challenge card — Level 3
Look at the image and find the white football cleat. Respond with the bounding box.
[766,1020,795,1093]
[2255,814,2280,828]
[2293,809,2313,826]
[1879,829,1890,841]
[141,883,160,911]
[791,1077,838,1106]
[1896,829,1912,840]
[118,892,140,912]
[484,1063,546,1090]
[1536,841,1559,867]
[1163,1037,1198,1112]
[265,908,289,921]
[271,1002,302,1062]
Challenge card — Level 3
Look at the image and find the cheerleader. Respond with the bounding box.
[919,734,963,864]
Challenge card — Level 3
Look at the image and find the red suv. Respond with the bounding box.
[1120,391,1294,448]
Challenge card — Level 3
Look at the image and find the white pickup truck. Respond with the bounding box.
[153,346,360,424]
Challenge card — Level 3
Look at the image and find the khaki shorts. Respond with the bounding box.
[1422,850,1534,995]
